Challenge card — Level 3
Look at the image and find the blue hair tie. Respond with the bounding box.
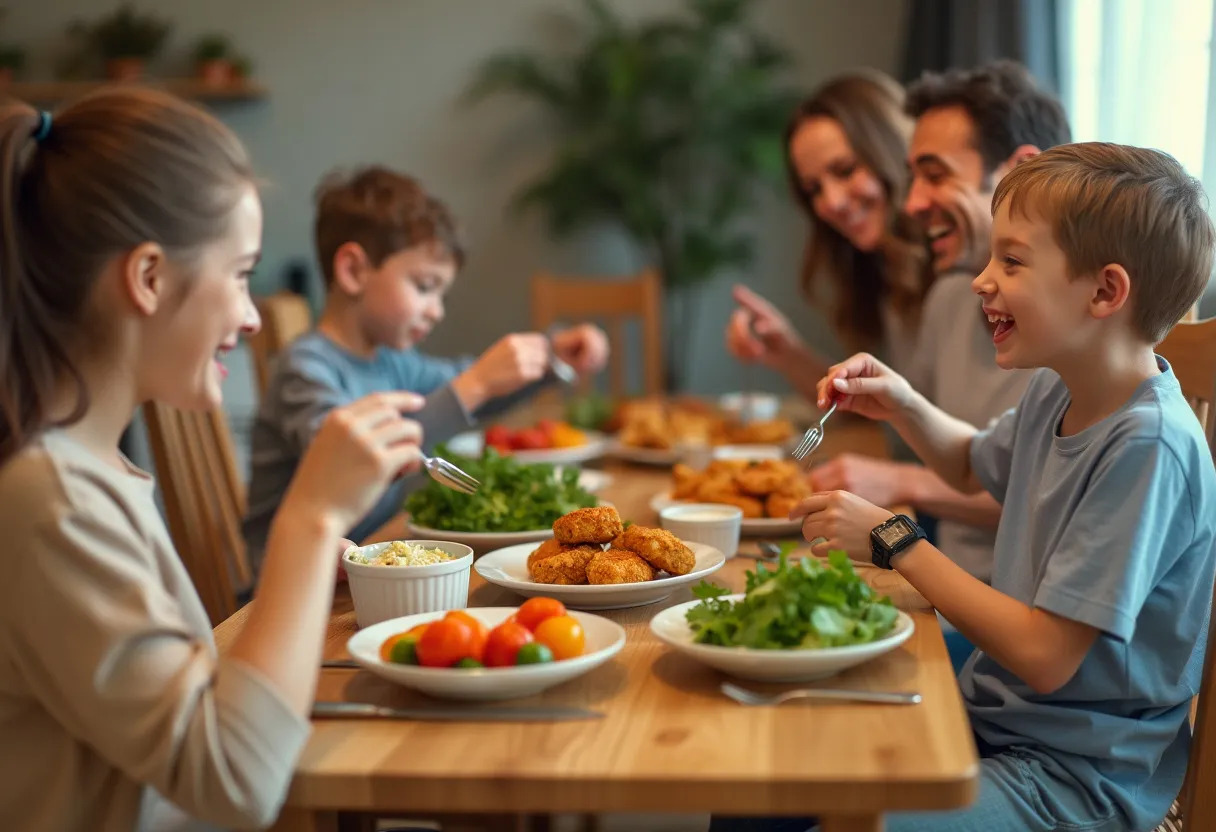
[32,111,52,143]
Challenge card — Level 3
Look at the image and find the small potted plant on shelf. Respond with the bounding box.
[69,4,170,82]
[0,44,24,88]
[230,54,253,83]
[193,33,231,87]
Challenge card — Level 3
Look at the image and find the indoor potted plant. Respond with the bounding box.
[193,33,231,87]
[70,4,170,81]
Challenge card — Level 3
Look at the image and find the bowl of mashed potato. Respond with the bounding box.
[344,540,474,627]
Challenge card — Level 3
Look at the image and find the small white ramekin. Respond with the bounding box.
[659,503,743,559]
[343,540,474,628]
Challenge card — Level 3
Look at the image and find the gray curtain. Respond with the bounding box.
[901,0,1062,92]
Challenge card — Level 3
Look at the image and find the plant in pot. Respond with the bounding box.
[194,34,232,87]
[0,44,24,87]
[464,0,797,390]
[69,4,171,81]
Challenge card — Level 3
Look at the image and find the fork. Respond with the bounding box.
[792,401,836,466]
[721,681,921,706]
[421,454,479,494]
[544,326,579,386]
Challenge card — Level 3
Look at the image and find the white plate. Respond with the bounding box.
[474,541,727,610]
[404,523,554,553]
[650,595,915,682]
[347,608,625,701]
[446,430,609,466]
[649,492,802,536]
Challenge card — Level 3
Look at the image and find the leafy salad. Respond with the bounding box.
[404,446,597,532]
[686,550,899,649]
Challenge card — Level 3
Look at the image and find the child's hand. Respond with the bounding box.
[283,392,425,533]
[817,353,914,422]
[788,490,894,562]
[459,333,550,406]
[725,284,803,366]
[810,454,908,508]
[551,324,609,375]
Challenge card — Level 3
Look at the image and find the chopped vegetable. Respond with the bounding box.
[686,551,898,649]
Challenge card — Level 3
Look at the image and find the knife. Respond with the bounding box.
[312,701,604,722]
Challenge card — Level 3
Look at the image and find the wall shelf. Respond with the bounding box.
[1,78,268,105]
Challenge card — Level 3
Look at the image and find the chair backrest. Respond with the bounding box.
[531,268,664,398]
[143,403,251,625]
[248,291,313,395]
[1156,317,1216,454]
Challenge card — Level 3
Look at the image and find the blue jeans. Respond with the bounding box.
[708,752,1130,832]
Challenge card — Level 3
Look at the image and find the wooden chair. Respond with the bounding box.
[531,268,664,397]
[1154,316,1216,831]
[143,403,251,626]
[248,291,313,395]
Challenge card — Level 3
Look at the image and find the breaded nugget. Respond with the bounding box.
[671,463,703,500]
[587,548,655,584]
[697,487,765,519]
[527,538,569,571]
[553,505,624,544]
[529,544,599,585]
[734,460,792,496]
[613,526,695,576]
[765,477,812,518]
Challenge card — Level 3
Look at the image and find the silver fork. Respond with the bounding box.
[721,681,921,706]
[792,401,836,466]
[422,455,479,494]
[545,326,579,386]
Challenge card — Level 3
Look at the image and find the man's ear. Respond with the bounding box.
[332,242,371,296]
[993,144,1042,183]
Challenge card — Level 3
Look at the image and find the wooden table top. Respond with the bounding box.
[214,418,978,819]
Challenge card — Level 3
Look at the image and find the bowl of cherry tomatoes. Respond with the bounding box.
[345,598,626,701]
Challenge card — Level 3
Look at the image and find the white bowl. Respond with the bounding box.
[711,444,785,461]
[344,541,474,629]
[650,595,915,682]
[650,492,802,537]
[659,503,743,559]
[719,392,780,423]
[346,607,626,701]
[474,541,727,610]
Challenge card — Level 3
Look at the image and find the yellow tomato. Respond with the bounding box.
[549,423,587,448]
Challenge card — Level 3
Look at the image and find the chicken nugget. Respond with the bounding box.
[553,505,624,544]
[671,463,704,500]
[586,548,656,584]
[765,477,812,518]
[613,526,695,576]
[734,460,791,496]
[528,544,599,585]
[527,538,572,571]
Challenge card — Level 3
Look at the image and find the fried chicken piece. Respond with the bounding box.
[527,538,571,571]
[693,477,765,518]
[765,477,812,518]
[671,463,704,500]
[528,544,599,585]
[613,526,695,576]
[734,460,794,496]
[586,548,656,584]
[728,419,795,444]
[553,505,624,545]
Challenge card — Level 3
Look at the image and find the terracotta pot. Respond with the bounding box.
[105,58,144,82]
[197,59,232,88]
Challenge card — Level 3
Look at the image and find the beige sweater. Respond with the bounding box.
[0,431,310,831]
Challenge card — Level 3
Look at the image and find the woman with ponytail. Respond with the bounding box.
[0,89,426,830]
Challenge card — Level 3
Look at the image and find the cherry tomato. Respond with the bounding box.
[456,657,484,669]
[536,419,558,438]
[379,632,414,662]
[510,428,550,451]
[484,425,512,447]
[483,620,534,667]
[533,615,585,660]
[388,637,418,665]
[515,642,554,665]
[416,617,477,668]
[407,622,432,640]
[444,610,488,663]
[515,597,568,632]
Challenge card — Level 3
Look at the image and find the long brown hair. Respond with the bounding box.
[787,71,933,353]
[0,87,254,464]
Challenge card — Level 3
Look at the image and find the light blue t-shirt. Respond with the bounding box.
[243,332,540,573]
[962,358,1216,830]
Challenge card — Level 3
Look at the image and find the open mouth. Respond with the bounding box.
[984,308,1016,344]
[214,342,236,379]
[927,221,955,253]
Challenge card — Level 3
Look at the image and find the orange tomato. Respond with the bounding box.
[548,423,587,448]
[483,620,534,668]
[415,617,477,668]
[407,622,432,640]
[444,610,488,663]
[533,615,585,660]
[515,597,567,632]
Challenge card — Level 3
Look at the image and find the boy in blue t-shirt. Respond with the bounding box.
[719,143,1216,832]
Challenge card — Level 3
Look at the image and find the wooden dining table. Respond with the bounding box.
[213,413,978,832]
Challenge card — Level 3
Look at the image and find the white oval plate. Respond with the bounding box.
[474,541,726,610]
[649,492,802,536]
[347,608,625,701]
[446,430,610,466]
[650,595,915,683]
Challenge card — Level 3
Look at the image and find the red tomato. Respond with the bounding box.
[415,617,477,668]
[406,622,432,640]
[510,428,551,451]
[484,425,512,447]
[444,610,488,663]
[515,597,567,632]
[483,620,534,667]
[533,615,585,660]
[536,419,558,438]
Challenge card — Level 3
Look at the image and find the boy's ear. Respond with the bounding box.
[123,241,169,316]
[332,242,371,295]
[1089,263,1132,321]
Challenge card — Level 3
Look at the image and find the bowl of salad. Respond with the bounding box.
[343,540,474,628]
[404,447,600,552]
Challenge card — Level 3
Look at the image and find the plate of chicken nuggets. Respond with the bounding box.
[474,506,727,610]
[650,458,810,536]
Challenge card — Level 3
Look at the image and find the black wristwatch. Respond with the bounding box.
[870,514,926,570]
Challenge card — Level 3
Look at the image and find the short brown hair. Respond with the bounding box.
[313,166,464,286]
[906,61,1071,175]
[993,142,1214,344]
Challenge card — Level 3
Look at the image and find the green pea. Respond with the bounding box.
[515,643,554,665]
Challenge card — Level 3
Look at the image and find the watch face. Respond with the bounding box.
[877,517,912,548]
